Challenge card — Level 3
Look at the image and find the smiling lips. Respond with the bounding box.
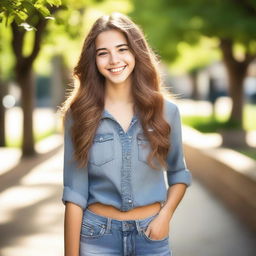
[108,65,127,74]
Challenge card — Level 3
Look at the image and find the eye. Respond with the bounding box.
[119,48,128,52]
[97,51,108,56]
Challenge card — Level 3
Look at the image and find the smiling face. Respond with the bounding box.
[95,29,135,87]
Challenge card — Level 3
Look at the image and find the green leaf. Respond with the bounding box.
[35,5,51,16]
[14,15,24,25]
[15,9,28,20]
[22,0,36,14]
[46,0,62,7]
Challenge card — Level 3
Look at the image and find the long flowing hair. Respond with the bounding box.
[59,12,172,170]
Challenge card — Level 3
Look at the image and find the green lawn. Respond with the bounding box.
[6,128,56,147]
[237,149,256,161]
[181,103,256,132]
[181,103,256,161]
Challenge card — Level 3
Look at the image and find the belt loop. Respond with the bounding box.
[106,217,112,233]
[135,220,143,235]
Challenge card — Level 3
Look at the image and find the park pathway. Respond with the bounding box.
[0,142,255,256]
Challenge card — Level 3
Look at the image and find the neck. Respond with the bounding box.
[104,79,134,105]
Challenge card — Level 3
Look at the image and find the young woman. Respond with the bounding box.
[60,12,192,256]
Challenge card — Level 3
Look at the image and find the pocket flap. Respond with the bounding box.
[93,133,114,143]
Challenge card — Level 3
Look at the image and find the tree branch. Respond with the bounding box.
[26,17,48,67]
[26,5,60,67]
[11,22,25,61]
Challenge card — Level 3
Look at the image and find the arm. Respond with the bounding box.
[64,202,83,256]
[145,184,187,240]
[159,183,187,220]
[145,104,192,240]
[62,113,89,255]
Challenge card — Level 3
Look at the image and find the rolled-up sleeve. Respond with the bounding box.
[62,114,89,209]
[166,105,192,187]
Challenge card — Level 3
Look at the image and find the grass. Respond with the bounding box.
[6,128,57,148]
[237,149,256,161]
[181,103,256,133]
[181,115,241,133]
[181,103,256,161]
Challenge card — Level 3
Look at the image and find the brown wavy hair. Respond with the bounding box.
[59,12,172,170]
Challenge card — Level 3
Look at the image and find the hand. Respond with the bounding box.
[144,214,170,240]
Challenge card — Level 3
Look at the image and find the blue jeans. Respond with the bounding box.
[80,209,172,256]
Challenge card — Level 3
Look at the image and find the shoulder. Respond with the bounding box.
[163,97,179,121]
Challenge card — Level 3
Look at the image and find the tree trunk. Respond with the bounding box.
[16,67,36,156]
[220,39,250,127]
[0,81,7,146]
[11,19,47,157]
[227,65,247,125]
[190,71,199,100]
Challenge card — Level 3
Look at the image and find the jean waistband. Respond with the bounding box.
[83,208,158,233]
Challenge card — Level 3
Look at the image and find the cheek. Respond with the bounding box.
[96,58,106,73]
[128,55,135,70]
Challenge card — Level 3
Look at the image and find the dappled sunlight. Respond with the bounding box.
[179,97,232,119]
[0,149,64,255]
[215,97,232,120]
[183,126,222,148]
[209,148,256,180]
[6,107,57,146]
[20,150,62,185]
[178,99,212,116]
[0,148,21,176]
[35,134,63,154]
[2,233,63,256]
[0,186,53,224]
[247,131,256,147]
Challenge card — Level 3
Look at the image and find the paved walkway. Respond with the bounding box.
[0,141,255,256]
[0,104,255,255]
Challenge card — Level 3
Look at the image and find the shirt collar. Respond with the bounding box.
[101,109,138,123]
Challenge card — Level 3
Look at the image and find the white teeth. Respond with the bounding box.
[109,66,126,73]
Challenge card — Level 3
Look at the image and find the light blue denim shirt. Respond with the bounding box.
[62,99,192,211]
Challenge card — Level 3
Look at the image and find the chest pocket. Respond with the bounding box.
[136,133,151,164]
[89,133,115,166]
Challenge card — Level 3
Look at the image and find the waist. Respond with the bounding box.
[87,202,161,220]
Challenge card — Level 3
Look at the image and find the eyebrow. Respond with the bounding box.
[96,44,128,53]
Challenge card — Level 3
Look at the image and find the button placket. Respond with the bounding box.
[103,116,137,211]
[120,132,134,211]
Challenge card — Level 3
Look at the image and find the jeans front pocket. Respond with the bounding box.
[80,220,106,239]
[89,133,114,166]
[141,228,169,243]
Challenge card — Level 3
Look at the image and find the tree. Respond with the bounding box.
[0,0,104,155]
[131,0,256,128]
[0,0,62,155]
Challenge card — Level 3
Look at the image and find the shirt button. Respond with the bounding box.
[99,137,103,141]
[128,199,132,203]
[126,155,130,159]
[128,136,132,139]
[119,131,123,134]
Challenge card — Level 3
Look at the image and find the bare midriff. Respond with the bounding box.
[87,202,161,220]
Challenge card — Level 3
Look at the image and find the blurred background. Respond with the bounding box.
[0,0,255,255]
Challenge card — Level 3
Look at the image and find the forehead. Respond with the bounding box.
[95,29,128,49]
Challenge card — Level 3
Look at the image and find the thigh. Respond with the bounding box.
[79,217,122,255]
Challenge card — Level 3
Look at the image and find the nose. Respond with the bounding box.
[109,51,120,65]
